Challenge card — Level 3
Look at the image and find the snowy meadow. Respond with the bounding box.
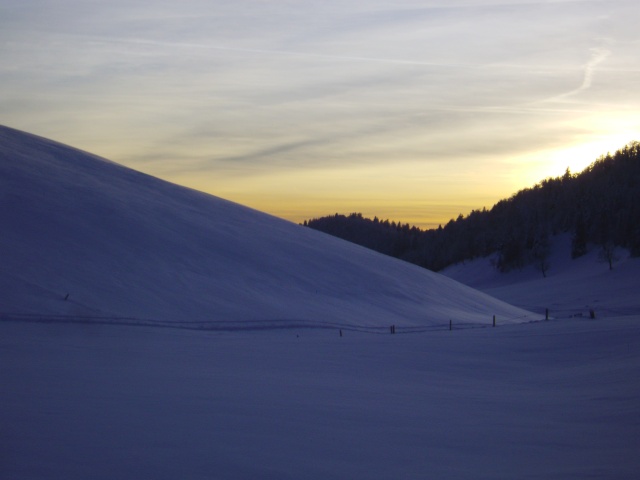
[1,125,639,478]
[3,317,639,479]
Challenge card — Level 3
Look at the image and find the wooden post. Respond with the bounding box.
[493,315,496,327]
[339,329,343,337]
[590,309,596,319]
[545,308,549,320]
[449,319,452,331]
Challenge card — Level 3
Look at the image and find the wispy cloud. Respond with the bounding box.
[2,0,639,225]
[544,42,612,102]
[91,35,476,69]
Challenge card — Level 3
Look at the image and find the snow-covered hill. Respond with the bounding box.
[0,125,538,329]
[2,125,638,480]
[442,234,640,318]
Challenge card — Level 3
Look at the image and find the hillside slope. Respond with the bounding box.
[443,234,640,318]
[0,125,538,329]
[306,143,640,272]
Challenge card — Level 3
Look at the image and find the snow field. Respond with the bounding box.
[443,234,640,319]
[2,125,639,479]
[2,317,639,480]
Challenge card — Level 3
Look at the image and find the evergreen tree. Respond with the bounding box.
[571,212,588,258]
[304,141,639,272]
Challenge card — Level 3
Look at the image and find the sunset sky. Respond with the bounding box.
[2,0,639,228]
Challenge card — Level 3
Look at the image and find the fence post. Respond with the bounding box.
[493,315,496,327]
[449,319,452,331]
[590,309,596,319]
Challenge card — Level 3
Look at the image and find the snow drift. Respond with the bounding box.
[443,234,640,318]
[0,125,539,329]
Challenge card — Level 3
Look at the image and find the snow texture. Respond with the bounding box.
[0,124,537,329]
[443,233,640,319]
[1,125,639,479]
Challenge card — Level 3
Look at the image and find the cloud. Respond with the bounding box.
[2,0,639,225]
[91,35,473,69]
[545,43,612,102]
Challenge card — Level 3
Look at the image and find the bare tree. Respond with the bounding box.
[599,241,619,270]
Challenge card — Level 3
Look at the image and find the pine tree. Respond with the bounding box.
[571,213,588,258]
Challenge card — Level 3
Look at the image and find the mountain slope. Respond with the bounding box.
[0,125,538,328]
[305,143,640,272]
[443,234,640,318]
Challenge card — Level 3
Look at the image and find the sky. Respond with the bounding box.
[2,0,639,228]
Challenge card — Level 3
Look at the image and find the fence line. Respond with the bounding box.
[2,308,636,335]
[0,311,533,334]
[516,305,640,319]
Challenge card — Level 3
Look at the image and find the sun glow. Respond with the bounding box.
[512,127,638,189]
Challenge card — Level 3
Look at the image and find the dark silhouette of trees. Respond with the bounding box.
[571,212,588,259]
[304,141,640,272]
[532,229,551,277]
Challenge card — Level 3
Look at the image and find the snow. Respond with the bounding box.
[442,234,640,318]
[2,319,639,479]
[0,124,536,329]
[1,125,639,479]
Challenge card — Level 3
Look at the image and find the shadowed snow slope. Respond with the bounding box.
[0,125,538,328]
[442,234,640,319]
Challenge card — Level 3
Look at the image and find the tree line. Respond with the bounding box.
[303,141,640,273]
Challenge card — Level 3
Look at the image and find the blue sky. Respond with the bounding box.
[2,0,639,227]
